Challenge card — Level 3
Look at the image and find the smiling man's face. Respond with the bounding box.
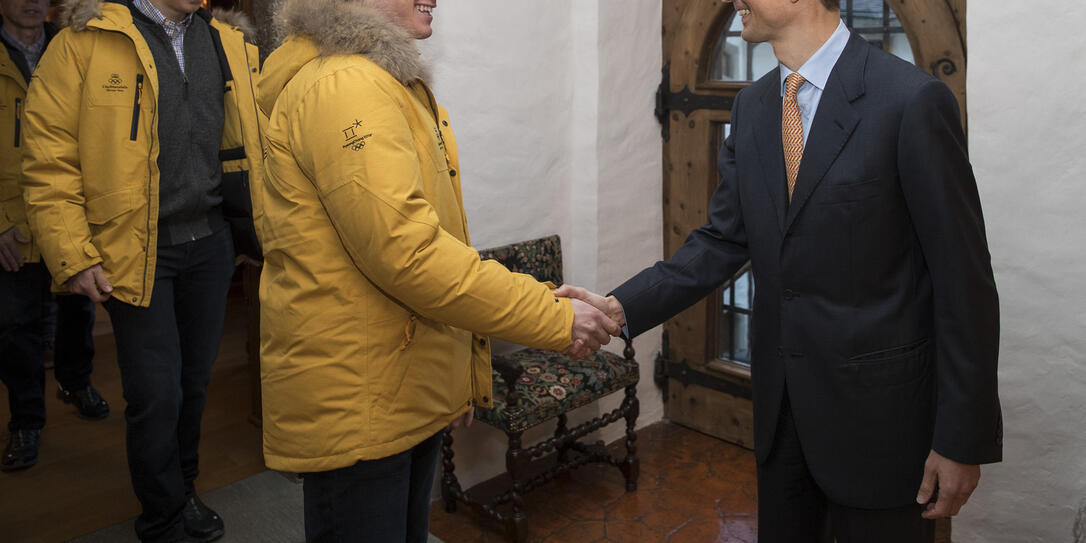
[366,0,436,40]
[726,0,802,44]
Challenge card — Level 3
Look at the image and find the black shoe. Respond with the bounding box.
[182,496,224,542]
[57,384,110,420]
[1,429,41,472]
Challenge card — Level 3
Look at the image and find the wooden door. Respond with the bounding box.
[656,0,968,447]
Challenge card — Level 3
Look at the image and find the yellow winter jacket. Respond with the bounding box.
[0,24,53,264]
[20,0,264,305]
[257,0,575,472]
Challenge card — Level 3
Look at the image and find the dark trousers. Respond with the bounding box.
[303,431,445,543]
[757,395,935,543]
[104,228,234,543]
[0,262,96,431]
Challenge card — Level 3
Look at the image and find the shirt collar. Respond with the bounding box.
[780,20,850,96]
[0,24,45,57]
[132,0,194,31]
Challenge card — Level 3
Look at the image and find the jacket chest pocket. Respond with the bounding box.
[85,71,146,143]
[88,70,143,108]
[815,177,891,206]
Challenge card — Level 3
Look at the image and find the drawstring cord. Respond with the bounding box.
[399,315,418,351]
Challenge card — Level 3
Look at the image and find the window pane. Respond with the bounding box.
[709,14,777,82]
[732,310,752,363]
[732,268,752,311]
[843,0,914,63]
[718,265,754,365]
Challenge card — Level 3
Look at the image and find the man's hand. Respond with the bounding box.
[67,264,113,302]
[447,408,474,431]
[0,227,30,272]
[916,449,981,519]
[553,285,627,326]
[562,297,621,359]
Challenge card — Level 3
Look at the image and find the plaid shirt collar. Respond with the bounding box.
[132,0,194,30]
[132,0,194,72]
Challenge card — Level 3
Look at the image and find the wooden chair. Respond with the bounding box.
[440,235,640,542]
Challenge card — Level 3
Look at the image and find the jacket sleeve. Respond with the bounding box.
[898,79,1002,465]
[20,31,100,284]
[611,89,751,338]
[289,68,573,351]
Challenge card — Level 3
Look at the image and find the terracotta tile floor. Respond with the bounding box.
[429,421,758,542]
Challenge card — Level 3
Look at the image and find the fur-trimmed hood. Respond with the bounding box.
[273,0,426,84]
[56,0,254,41]
[55,0,101,31]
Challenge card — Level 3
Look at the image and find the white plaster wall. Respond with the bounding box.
[962,2,1086,542]
[419,2,574,250]
[419,1,665,492]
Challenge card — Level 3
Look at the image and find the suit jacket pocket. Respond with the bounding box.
[816,177,887,205]
[840,338,931,387]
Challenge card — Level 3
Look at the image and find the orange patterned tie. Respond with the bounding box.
[782,72,806,200]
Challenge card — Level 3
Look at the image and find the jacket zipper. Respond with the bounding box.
[129,74,143,141]
[139,98,154,306]
[13,98,21,147]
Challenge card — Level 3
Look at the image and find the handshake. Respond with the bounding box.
[555,285,627,359]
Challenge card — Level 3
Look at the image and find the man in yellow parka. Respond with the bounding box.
[1,0,108,474]
[20,0,264,541]
[258,0,620,539]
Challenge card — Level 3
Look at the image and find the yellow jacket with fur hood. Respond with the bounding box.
[257,0,575,472]
[20,0,264,305]
[0,22,53,264]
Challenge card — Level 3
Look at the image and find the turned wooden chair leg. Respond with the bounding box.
[620,384,640,491]
[505,431,527,542]
[441,431,459,513]
[555,413,569,465]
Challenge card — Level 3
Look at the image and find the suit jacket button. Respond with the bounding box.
[783,289,795,300]
[777,347,784,357]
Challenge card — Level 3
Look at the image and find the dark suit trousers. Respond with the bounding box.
[0,263,96,431]
[757,394,935,543]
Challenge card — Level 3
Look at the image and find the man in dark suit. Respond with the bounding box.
[559,0,1002,540]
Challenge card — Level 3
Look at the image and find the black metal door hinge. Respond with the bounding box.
[655,62,735,142]
[656,330,753,400]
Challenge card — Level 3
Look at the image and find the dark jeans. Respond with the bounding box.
[0,262,96,431]
[104,227,234,543]
[757,395,935,543]
[303,431,445,543]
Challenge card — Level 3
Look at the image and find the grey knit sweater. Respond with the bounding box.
[130,9,225,247]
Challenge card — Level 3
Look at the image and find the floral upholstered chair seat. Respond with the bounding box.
[477,348,640,433]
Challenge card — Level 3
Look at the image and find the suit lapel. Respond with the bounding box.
[784,34,869,233]
[751,68,788,234]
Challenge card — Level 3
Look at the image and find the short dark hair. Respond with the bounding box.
[821,0,840,10]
